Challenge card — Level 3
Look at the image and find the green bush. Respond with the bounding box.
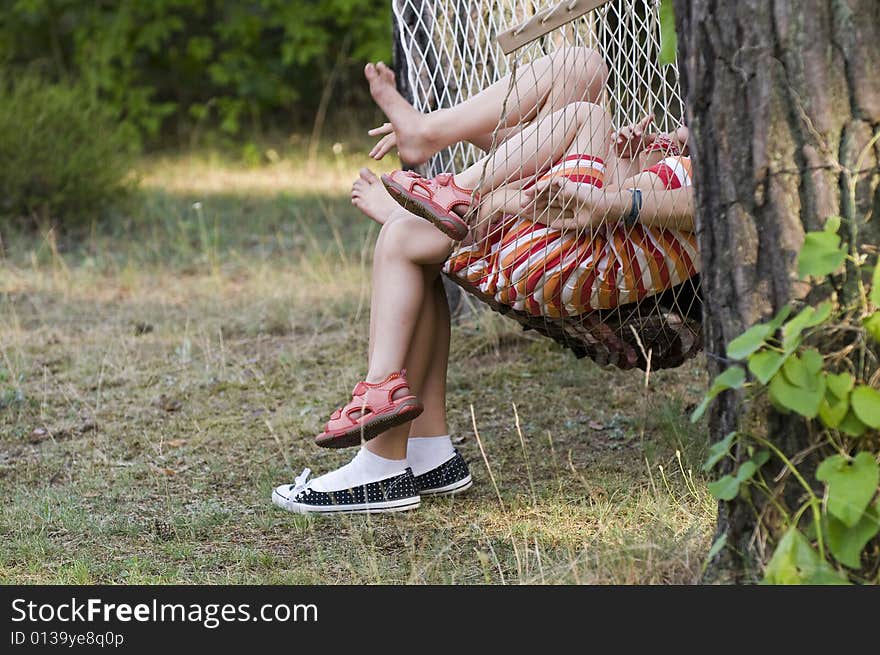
[0,0,392,141]
[0,75,140,228]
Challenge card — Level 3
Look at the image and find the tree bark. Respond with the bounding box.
[674,0,880,581]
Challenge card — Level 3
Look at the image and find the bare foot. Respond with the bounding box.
[351,168,405,225]
[365,62,445,166]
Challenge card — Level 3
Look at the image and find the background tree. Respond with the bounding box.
[0,0,391,142]
[674,0,880,581]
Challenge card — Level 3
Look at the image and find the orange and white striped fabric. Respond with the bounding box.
[444,155,698,316]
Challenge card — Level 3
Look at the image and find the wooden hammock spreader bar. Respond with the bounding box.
[497,0,613,54]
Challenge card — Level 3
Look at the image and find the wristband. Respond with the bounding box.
[625,188,642,228]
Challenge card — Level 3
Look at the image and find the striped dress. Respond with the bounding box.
[443,155,697,317]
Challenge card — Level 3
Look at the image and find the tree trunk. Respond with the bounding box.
[674,0,880,582]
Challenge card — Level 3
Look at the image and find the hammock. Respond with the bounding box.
[391,0,702,370]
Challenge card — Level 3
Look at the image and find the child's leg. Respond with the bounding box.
[273,220,454,505]
[374,273,464,488]
[367,47,608,165]
[407,275,450,438]
[455,102,615,193]
[366,215,454,384]
[366,266,449,461]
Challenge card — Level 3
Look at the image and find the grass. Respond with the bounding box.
[0,143,715,584]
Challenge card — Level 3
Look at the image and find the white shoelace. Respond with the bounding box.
[290,468,312,496]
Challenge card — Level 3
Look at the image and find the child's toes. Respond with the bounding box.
[376,61,395,83]
[359,168,379,184]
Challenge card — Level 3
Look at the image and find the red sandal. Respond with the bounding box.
[381,170,477,241]
[314,369,424,448]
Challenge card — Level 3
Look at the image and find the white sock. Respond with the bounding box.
[407,435,455,476]
[309,447,408,492]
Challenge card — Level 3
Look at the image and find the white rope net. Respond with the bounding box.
[392,0,701,370]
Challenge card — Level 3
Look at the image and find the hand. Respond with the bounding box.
[524,178,616,231]
[468,189,520,243]
[613,113,655,158]
[368,122,397,160]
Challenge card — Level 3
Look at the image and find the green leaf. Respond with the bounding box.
[816,453,880,528]
[808,301,833,326]
[735,459,759,484]
[783,354,809,388]
[735,450,770,484]
[690,366,747,422]
[800,349,824,377]
[708,450,769,500]
[851,385,880,429]
[864,312,880,343]
[826,504,880,569]
[767,305,794,331]
[769,369,826,418]
[781,302,832,353]
[658,0,678,65]
[819,393,849,429]
[702,431,737,472]
[708,474,740,501]
[727,323,774,360]
[781,307,813,350]
[824,215,842,234]
[826,372,854,400]
[763,527,848,585]
[713,365,747,392]
[797,230,846,279]
[838,409,868,437]
[748,351,787,385]
[871,263,880,307]
[706,534,728,561]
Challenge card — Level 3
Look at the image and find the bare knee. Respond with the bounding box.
[582,49,609,100]
[552,46,609,102]
[376,211,430,262]
[377,216,412,256]
[377,215,450,264]
[568,101,612,127]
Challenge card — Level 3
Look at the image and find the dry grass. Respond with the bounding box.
[0,150,715,584]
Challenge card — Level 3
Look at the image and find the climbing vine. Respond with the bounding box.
[694,217,880,584]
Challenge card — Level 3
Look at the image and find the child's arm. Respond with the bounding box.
[592,186,695,232]
[524,178,695,232]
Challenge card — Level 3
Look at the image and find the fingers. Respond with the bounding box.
[616,125,638,156]
[616,115,656,156]
[369,133,397,160]
[547,215,580,231]
[471,215,504,244]
[676,125,691,153]
[529,178,574,215]
[522,179,553,206]
[547,211,591,231]
[368,122,393,136]
[470,217,490,243]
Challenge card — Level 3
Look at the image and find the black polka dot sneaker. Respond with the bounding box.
[272,468,421,514]
[414,450,473,497]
